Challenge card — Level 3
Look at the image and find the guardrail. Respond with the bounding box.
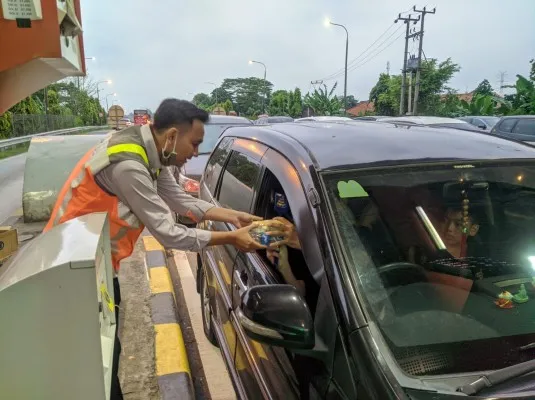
[0,126,107,151]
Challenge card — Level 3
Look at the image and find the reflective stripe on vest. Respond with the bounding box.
[107,143,149,166]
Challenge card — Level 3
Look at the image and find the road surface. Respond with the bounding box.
[0,130,109,225]
[0,153,26,224]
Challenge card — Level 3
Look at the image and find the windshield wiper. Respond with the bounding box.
[457,359,535,395]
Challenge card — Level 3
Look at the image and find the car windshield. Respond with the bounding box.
[199,123,247,154]
[323,162,535,376]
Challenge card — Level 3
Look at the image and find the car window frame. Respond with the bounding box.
[512,118,535,136]
[497,118,518,133]
[202,136,234,200]
[213,137,268,215]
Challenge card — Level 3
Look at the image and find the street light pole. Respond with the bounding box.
[96,80,112,124]
[325,19,348,111]
[249,60,267,114]
[105,93,117,112]
[205,82,218,105]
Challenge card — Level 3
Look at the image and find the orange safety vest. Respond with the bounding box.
[44,128,158,272]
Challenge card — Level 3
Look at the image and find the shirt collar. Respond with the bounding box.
[140,124,162,172]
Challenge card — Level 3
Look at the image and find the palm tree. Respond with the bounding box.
[303,82,343,116]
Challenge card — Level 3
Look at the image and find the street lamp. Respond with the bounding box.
[248,60,267,114]
[95,80,112,124]
[105,92,117,111]
[205,82,218,105]
[324,18,349,111]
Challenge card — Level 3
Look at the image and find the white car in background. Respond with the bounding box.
[294,116,353,122]
[378,116,485,133]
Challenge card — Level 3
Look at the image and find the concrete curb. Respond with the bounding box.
[142,233,194,400]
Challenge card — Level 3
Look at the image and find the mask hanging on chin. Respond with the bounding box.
[161,134,178,166]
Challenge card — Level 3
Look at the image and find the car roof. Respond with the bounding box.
[207,115,253,124]
[379,116,468,125]
[295,116,352,122]
[500,115,535,119]
[222,121,535,170]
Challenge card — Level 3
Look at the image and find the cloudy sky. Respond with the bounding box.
[81,0,535,113]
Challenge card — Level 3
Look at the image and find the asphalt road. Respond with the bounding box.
[0,153,26,225]
[0,130,110,225]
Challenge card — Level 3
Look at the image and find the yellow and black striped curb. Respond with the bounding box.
[142,233,194,400]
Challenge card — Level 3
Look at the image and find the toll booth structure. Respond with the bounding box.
[0,213,117,400]
[0,0,86,113]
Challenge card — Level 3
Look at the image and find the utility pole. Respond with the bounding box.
[498,71,507,94]
[408,73,413,115]
[386,61,390,75]
[395,13,420,116]
[411,6,436,115]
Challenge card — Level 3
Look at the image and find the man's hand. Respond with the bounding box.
[231,220,288,252]
[203,207,262,228]
[229,210,262,228]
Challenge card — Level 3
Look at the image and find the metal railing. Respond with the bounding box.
[0,126,106,151]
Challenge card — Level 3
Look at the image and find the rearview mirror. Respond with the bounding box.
[237,284,314,350]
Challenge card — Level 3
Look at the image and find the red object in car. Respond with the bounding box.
[179,174,200,194]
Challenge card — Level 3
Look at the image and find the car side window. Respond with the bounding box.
[204,137,233,196]
[512,119,535,136]
[218,151,261,212]
[498,118,517,133]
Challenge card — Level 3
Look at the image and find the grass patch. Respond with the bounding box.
[0,142,30,160]
[0,126,106,160]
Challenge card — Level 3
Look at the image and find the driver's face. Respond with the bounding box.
[442,209,479,246]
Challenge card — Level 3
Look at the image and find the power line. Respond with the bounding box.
[320,25,403,81]
[317,22,401,81]
[345,30,405,74]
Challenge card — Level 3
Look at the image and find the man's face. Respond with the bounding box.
[442,209,479,246]
[164,120,204,167]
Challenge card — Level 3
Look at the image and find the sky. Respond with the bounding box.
[81,0,535,113]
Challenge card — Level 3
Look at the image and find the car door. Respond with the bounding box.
[510,118,535,142]
[199,137,242,369]
[229,143,327,399]
[493,117,518,138]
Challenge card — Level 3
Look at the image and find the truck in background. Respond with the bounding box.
[133,109,151,126]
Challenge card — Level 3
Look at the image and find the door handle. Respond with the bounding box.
[234,270,248,295]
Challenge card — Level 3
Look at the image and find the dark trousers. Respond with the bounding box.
[111,277,124,400]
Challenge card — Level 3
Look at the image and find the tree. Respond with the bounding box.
[369,73,399,116]
[303,82,343,116]
[289,88,303,118]
[211,87,232,105]
[268,90,291,116]
[344,95,359,109]
[473,79,494,97]
[222,99,233,114]
[192,93,212,107]
[369,58,460,116]
[220,77,273,117]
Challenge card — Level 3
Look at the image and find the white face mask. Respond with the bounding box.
[161,133,178,165]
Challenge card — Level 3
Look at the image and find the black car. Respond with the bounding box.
[197,120,535,399]
[491,115,535,144]
[458,116,500,131]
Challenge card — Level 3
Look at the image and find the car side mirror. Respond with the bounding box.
[478,123,486,130]
[237,284,314,350]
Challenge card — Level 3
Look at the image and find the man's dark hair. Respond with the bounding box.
[153,98,209,132]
